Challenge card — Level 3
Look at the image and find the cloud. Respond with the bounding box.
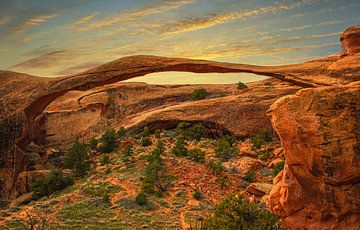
[55,61,102,75]
[75,13,99,25]
[13,13,59,34]
[270,32,339,44]
[0,17,10,25]
[170,41,338,60]
[276,20,345,33]
[84,0,193,30]
[161,0,315,36]
[9,49,76,70]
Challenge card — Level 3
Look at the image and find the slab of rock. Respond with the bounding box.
[246,183,273,197]
[9,192,33,207]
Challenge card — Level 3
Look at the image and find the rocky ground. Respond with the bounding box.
[0,124,285,229]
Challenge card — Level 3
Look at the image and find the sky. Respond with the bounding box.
[0,0,359,84]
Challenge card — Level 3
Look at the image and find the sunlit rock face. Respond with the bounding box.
[341,25,360,55]
[268,82,360,230]
[43,79,298,150]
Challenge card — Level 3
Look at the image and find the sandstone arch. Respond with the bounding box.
[1,27,360,199]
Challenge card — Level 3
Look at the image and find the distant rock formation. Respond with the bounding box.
[44,79,298,149]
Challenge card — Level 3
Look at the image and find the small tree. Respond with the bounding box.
[192,190,203,200]
[141,137,152,146]
[122,145,135,164]
[100,154,110,166]
[244,170,256,182]
[64,140,91,177]
[117,127,126,139]
[99,128,118,153]
[89,137,98,150]
[206,159,224,175]
[237,81,248,90]
[172,137,188,156]
[192,88,208,100]
[202,194,283,229]
[154,129,161,138]
[184,124,206,141]
[135,191,148,206]
[188,148,206,163]
[31,167,73,199]
[214,139,239,161]
[272,161,285,176]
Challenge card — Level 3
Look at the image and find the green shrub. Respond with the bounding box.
[89,138,98,150]
[202,194,283,229]
[206,160,224,175]
[122,145,135,164]
[117,127,126,139]
[81,181,120,197]
[214,139,239,161]
[244,170,256,182]
[136,126,149,139]
[273,161,285,176]
[257,149,272,161]
[64,140,91,177]
[100,155,110,166]
[237,81,248,90]
[99,128,118,153]
[215,177,228,189]
[192,88,208,100]
[172,137,188,156]
[264,81,273,86]
[251,135,264,149]
[154,129,161,138]
[184,124,206,141]
[258,128,272,142]
[141,136,152,146]
[31,168,73,199]
[135,192,148,206]
[102,191,111,205]
[192,190,203,200]
[251,128,273,149]
[188,148,206,163]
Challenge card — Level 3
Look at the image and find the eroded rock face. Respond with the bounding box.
[341,26,360,55]
[267,82,360,230]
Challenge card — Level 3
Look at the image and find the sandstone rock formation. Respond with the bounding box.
[43,79,298,149]
[268,82,360,229]
[0,25,359,230]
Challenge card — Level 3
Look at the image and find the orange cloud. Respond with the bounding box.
[75,13,99,25]
[162,0,315,36]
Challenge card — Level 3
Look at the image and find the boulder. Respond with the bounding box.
[246,183,273,197]
[9,192,33,207]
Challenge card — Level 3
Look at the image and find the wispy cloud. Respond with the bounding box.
[270,32,340,44]
[161,0,315,36]
[9,49,76,69]
[13,13,60,34]
[0,17,10,25]
[84,0,193,30]
[55,61,101,75]
[75,13,99,25]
